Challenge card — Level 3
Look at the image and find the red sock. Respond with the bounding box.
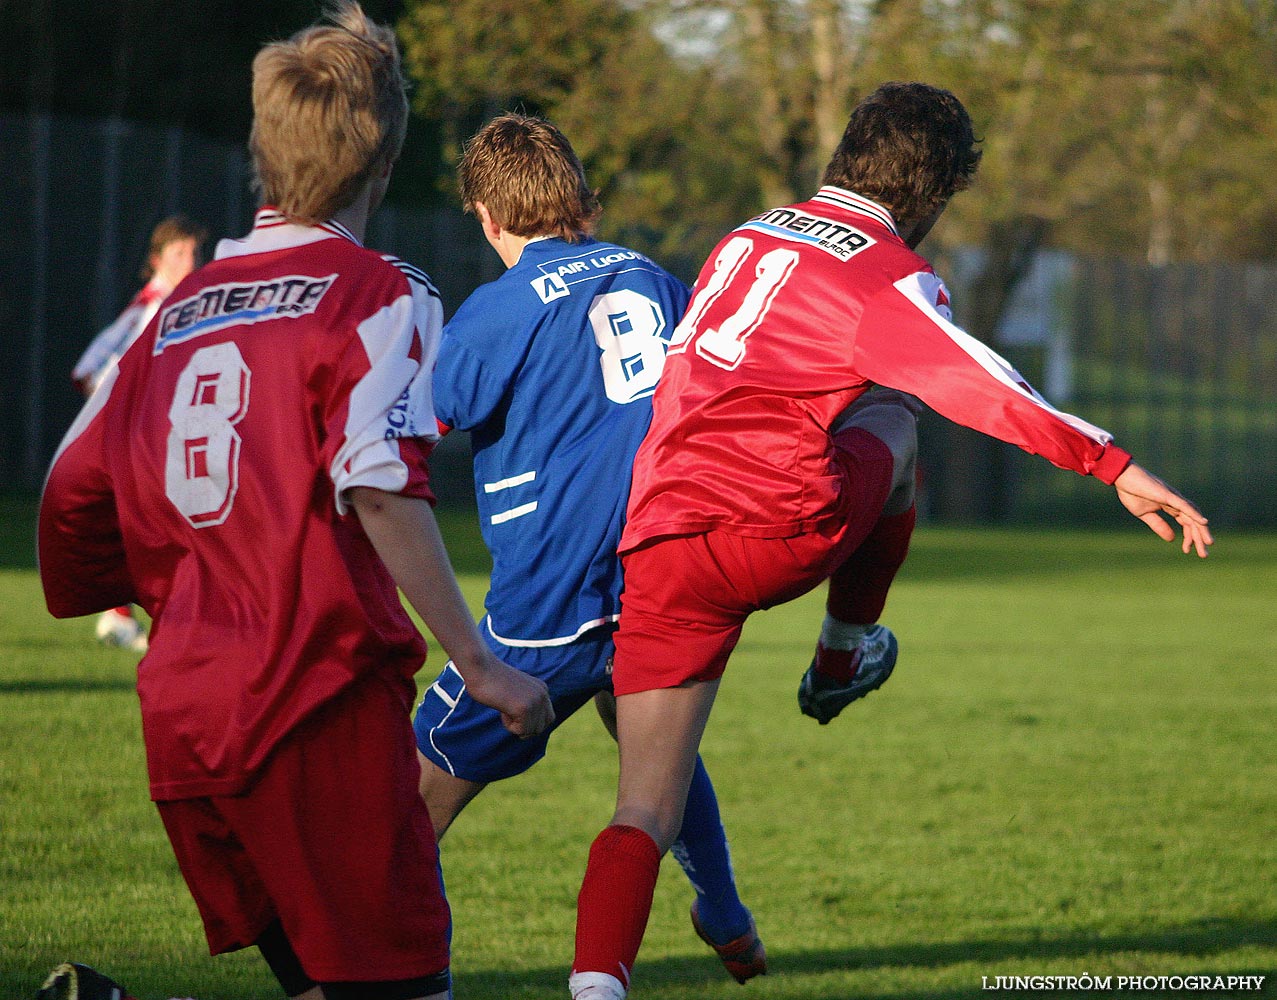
[573,824,661,989]
[827,506,915,624]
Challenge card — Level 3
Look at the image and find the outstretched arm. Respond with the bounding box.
[348,486,555,736]
[1113,463,1212,558]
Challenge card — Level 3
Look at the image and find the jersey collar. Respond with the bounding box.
[215,207,363,261]
[811,186,898,236]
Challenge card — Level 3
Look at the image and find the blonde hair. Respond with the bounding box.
[458,114,601,241]
[249,1,408,225]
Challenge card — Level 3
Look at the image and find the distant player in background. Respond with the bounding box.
[73,214,206,652]
[73,216,207,396]
[568,82,1212,1000]
[38,5,551,1000]
[412,113,766,985]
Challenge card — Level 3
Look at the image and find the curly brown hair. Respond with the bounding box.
[822,82,981,226]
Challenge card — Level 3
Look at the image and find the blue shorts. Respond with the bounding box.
[413,620,615,783]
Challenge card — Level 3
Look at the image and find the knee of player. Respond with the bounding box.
[611,802,684,855]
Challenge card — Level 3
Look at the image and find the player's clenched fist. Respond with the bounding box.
[463,653,555,738]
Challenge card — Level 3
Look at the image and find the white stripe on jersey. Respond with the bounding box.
[893,271,1115,445]
[382,255,441,299]
[429,670,460,708]
[812,186,898,234]
[490,500,538,524]
[483,470,536,493]
[216,223,343,260]
[331,293,436,511]
[321,219,360,243]
[485,614,619,649]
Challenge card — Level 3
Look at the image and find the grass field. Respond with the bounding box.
[2,497,1275,999]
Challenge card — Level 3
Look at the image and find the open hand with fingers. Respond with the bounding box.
[1114,463,1212,557]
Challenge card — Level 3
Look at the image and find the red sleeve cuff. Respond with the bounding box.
[397,436,438,507]
[1090,444,1133,485]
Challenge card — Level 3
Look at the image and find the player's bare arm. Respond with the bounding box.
[1113,463,1212,558]
[347,486,555,736]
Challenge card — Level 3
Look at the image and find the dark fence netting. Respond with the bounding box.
[925,250,1277,529]
[5,113,1274,527]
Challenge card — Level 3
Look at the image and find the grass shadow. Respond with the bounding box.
[0,678,137,694]
[2,918,1271,1000]
[898,527,1277,584]
[452,917,1277,998]
[771,917,1277,977]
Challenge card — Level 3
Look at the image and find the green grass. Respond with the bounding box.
[2,498,1275,999]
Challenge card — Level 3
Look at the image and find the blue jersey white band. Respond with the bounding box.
[485,614,618,648]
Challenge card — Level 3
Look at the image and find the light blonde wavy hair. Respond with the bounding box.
[249,1,408,225]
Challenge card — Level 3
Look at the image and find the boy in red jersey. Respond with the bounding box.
[38,5,552,999]
[73,214,207,653]
[568,82,1211,999]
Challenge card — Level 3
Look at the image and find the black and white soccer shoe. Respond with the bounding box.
[35,963,136,1000]
[797,624,898,724]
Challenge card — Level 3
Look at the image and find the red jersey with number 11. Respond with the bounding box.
[621,186,1131,551]
[39,210,443,800]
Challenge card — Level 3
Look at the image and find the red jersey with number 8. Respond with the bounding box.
[39,210,443,800]
[620,186,1131,551]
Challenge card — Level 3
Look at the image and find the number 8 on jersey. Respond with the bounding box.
[165,342,251,528]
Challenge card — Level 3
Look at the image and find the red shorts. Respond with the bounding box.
[613,428,892,695]
[156,673,450,983]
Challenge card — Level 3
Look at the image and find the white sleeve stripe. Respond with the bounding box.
[483,470,537,493]
[330,294,431,513]
[490,500,538,525]
[892,274,1114,445]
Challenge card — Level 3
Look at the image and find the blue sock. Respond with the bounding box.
[671,754,752,944]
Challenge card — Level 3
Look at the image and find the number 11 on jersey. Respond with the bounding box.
[669,235,799,370]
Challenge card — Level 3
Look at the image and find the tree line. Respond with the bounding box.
[6,0,1274,278]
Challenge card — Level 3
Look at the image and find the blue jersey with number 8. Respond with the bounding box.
[433,236,689,646]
